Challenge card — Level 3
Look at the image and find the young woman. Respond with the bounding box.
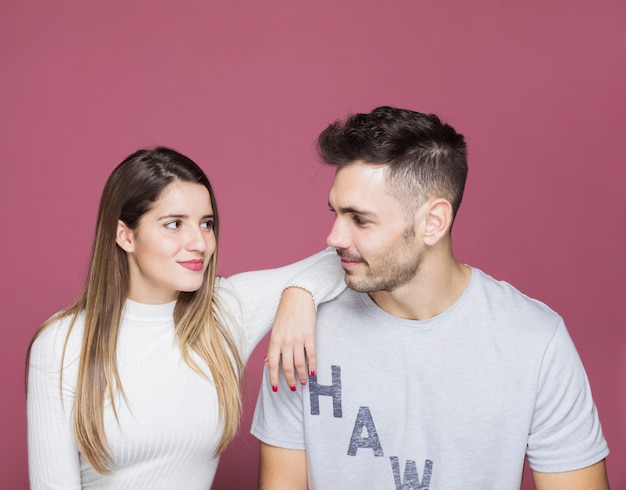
[26,147,344,488]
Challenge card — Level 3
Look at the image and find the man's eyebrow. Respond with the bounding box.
[328,202,376,216]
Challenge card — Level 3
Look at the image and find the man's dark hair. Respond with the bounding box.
[317,106,468,218]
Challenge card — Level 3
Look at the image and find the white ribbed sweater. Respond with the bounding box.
[27,249,344,489]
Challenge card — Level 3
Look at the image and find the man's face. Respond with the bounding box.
[327,163,422,293]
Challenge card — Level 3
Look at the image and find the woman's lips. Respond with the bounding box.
[178,260,204,271]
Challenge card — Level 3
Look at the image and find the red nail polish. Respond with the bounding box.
[310,371,316,377]
[272,385,278,393]
[300,380,306,386]
[290,386,297,392]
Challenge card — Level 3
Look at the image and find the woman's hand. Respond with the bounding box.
[265,286,317,392]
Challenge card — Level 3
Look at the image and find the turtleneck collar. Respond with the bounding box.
[123,298,177,323]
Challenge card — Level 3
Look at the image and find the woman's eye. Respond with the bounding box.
[165,220,181,230]
[201,220,214,230]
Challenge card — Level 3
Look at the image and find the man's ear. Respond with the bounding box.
[116,220,135,253]
[423,198,453,246]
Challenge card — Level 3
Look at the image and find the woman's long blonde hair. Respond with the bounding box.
[26,147,244,473]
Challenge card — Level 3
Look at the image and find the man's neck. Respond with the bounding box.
[368,254,471,321]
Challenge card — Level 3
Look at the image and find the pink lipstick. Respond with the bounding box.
[179,260,204,271]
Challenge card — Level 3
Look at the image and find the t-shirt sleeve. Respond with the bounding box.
[217,248,345,358]
[27,319,83,489]
[251,361,307,450]
[526,320,609,472]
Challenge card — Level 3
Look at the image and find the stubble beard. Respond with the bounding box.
[344,226,421,293]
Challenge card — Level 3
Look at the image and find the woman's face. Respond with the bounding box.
[116,181,216,304]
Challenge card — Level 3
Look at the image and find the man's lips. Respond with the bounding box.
[178,259,204,271]
[338,255,364,268]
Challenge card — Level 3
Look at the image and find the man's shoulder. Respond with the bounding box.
[470,267,563,326]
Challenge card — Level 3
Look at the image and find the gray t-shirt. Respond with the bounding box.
[251,268,608,489]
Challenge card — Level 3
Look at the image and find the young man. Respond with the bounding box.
[251,107,609,489]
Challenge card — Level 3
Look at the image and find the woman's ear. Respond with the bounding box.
[423,198,453,246]
[116,220,134,253]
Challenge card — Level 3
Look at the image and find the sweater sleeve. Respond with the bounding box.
[216,247,345,359]
[27,317,83,490]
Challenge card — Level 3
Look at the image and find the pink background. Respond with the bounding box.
[2,1,624,488]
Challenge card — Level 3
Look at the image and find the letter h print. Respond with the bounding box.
[308,365,342,418]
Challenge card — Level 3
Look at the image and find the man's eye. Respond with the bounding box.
[353,215,368,225]
[165,220,182,230]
